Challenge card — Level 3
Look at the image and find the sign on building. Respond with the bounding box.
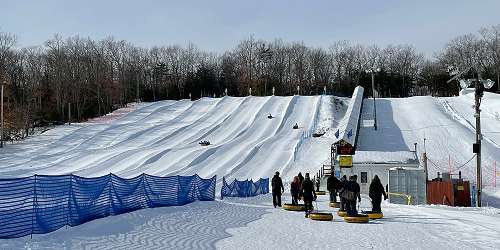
[339,155,353,168]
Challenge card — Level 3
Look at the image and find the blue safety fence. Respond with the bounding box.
[220,177,269,199]
[0,173,216,239]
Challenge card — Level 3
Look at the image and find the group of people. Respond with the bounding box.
[273,171,388,218]
[327,174,388,215]
[272,171,317,217]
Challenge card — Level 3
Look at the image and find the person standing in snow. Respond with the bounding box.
[297,172,304,199]
[369,175,387,213]
[271,171,285,208]
[338,175,348,211]
[327,175,340,202]
[315,177,321,192]
[342,175,361,216]
[290,176,301,205]
[301,173,316,217]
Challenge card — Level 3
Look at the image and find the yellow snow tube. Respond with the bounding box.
[344,214,369,223]
[283,203,314,211]
[309,212,333,221]
[365,212,383,219]
[283,203,305,211]
[329,202,340,208]
[337,210,347,217]
[316,191,326,195]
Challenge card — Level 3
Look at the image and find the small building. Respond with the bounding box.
[337,150,421,195]
[426,172,471,207]
[389,167,426,205]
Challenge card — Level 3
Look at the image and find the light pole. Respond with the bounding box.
[366,68,380,130]
[448,67,495,207]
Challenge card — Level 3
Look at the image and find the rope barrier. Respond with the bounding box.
[387,192,413,205]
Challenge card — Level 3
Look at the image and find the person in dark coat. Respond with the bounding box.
[315,177,321,192]
[327,175,340,202]
[290,176,300,205]
[271,171,285,208]
[342,175,361,216]
[297,172,304,199]
[338,175,348,211]
[369,175,387,212]
[300,173,316,217]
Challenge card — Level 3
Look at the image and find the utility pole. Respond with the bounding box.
[475,74,482,207]
[423,138,428,181]
[446,65,495,207]
[371,72,377,130]
[1,81,4,148]
[366,68,380,130]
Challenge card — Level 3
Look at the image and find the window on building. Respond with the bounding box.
[361,172,368,183]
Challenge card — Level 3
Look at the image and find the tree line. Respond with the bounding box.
[0,25,499,142]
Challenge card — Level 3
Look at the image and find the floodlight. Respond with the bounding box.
[482,79,495,89]
[459,79,471,89]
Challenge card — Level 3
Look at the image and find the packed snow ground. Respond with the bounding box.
[2,193,500,249]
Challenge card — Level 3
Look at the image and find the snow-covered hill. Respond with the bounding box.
[358,92,500,187]
[0,95,346,185]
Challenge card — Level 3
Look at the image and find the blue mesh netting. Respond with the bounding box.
[0,173,216,239]
[220,177,269,199]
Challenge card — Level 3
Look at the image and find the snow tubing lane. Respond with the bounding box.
[329,202,340,208]
[337,210,347,217]
[363,212,383,219]
[344,214,369,223]
[316,191,326,195]
[283,203,313,211]
[309,212,333,221]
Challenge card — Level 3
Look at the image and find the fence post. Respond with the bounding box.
[31,174,37,239]
[67,174,72,228]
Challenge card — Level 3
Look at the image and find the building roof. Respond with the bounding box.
[352,150,420,165]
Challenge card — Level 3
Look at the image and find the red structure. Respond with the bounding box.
[426,172,471,207]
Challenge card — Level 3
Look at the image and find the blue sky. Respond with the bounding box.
[2,0,500,58]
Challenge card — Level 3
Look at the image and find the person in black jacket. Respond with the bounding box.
[342,175,361,216]
[297,172,304,199]
[338,175,348,211]
[369,175,387,212]
[271,171,285,208]
[290,176,301,205]
[327,175,340,202]
[300,173,316,217]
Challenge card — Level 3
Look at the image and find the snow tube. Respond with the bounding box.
[283,203,313,211]
[309,212,333,221]
[363,211,383,219]
[337,210,347,217]
[329,201,340,208]
[316,191,326,195]
[344,214,369,223]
